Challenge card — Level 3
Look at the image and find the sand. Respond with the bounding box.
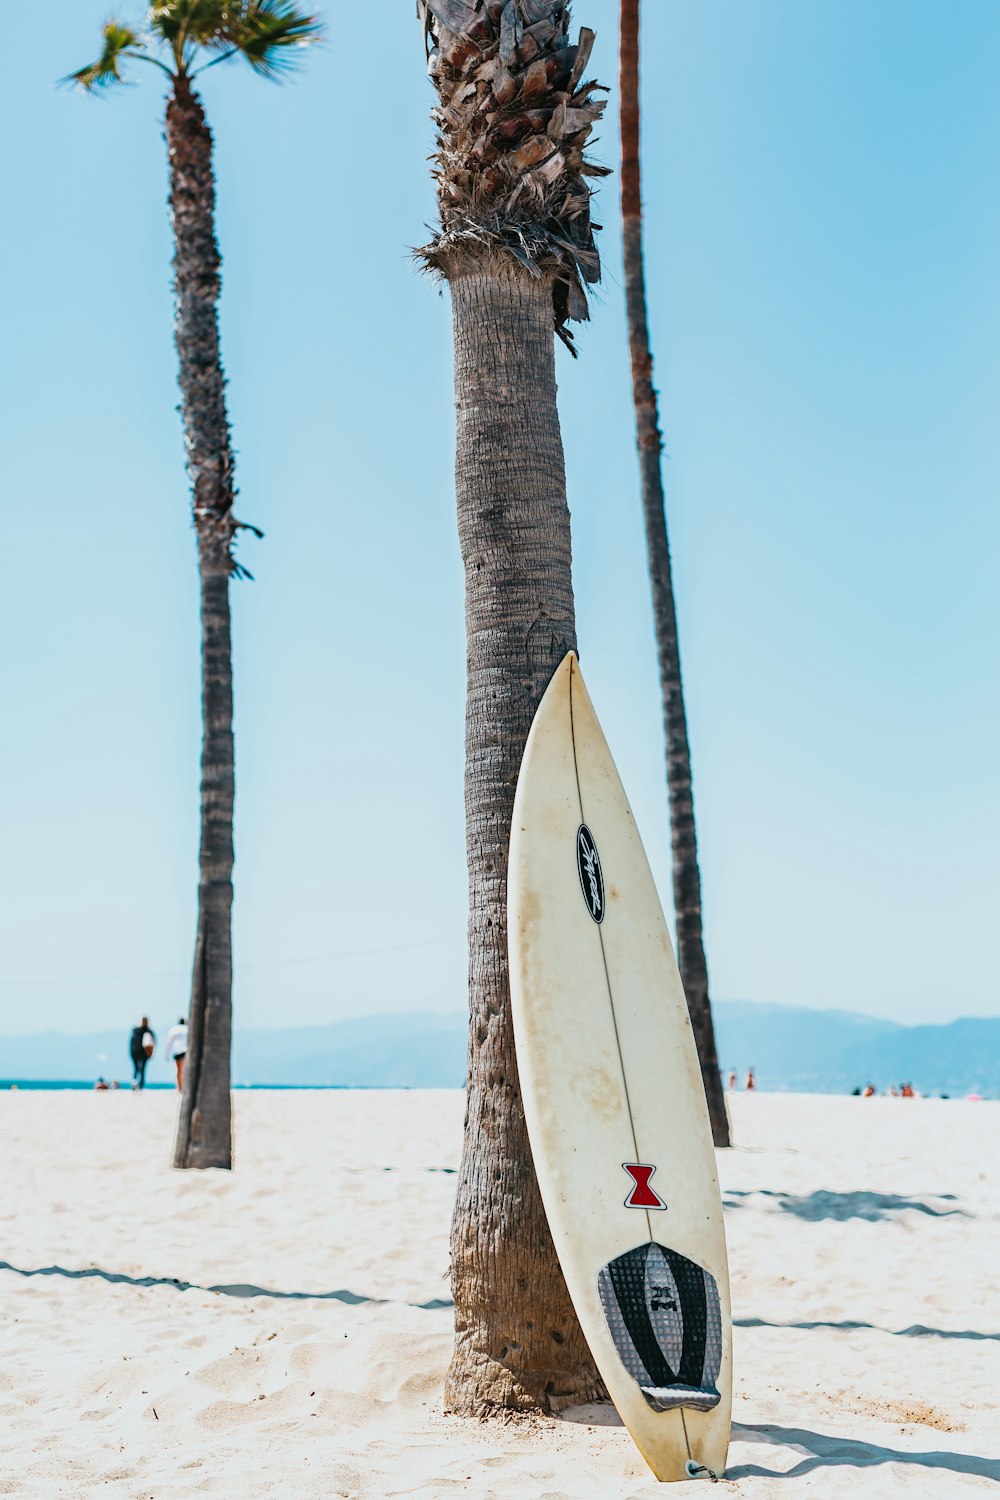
[1,1089,997,1498]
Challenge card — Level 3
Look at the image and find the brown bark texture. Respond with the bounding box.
[416,0,609,350]
[445,264,604,1415]
[619,0,729,1147]
[167,75,236,1170]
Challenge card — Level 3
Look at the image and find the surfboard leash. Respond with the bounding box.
[679,1409,722,1482]
[684,1461,722,1482]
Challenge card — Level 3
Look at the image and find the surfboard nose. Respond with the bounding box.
[520,651,579,761]
[545,649,579,702]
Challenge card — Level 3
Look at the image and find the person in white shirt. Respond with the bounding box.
[164,1017,189,1091]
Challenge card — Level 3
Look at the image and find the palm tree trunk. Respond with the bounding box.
[619,0,730,1148]
[167,74,235,1170]
[444,262,603,1415]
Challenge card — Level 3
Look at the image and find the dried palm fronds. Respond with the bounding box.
[417,0,609,350]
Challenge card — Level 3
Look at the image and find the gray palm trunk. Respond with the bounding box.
[168,74,236,1171]
[418,0,608,1412]
[619,0,729,1147]
[445,262,603,1413]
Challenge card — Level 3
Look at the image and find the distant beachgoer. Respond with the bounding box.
[745,1068,756,1092]
[94,1077,109,1091]
[862,1083,876,1097]
[727,1070,737,1093]
[129,1017,156,1090]
[164,1017,189,1091]
[900,1082,915,1098]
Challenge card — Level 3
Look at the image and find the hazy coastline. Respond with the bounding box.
[4,1000,998,1097]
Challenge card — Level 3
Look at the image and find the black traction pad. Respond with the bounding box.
[597,1242,723,1413]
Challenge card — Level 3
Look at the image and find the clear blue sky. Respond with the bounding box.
[1,1,997,1038]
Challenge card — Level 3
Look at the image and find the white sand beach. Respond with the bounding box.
[1,1090,997,1498]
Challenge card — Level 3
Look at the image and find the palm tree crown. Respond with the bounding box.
[67,0,320,90]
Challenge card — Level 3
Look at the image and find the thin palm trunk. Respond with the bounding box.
[169,75,235,1170]
[619,0,729,1147]
[70,7,320,1172]
[445,263,602,1413]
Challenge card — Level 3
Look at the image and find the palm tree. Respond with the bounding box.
[68,2,321,1169]
[417,0,608,1415]
[619,0,729,1147]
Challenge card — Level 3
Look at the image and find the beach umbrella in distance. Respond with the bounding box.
[415,0,609,1414]
[65,2,322,1170]
[619,0,729,1146]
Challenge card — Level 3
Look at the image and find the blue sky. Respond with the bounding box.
[1,1,997,1038]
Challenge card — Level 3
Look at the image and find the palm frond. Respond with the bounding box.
[219,1,322,78]
[63,21,142,90]
[149,0,226,44]
[148,0,321,77]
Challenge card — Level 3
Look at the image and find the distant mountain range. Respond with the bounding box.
[1,1002,997,1096]
[712,1001,999,1097]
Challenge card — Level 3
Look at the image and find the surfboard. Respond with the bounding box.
[508,652,731,1482]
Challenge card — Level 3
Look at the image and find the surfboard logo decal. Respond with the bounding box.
[623,1163,667,1210]
[576,825,605,923]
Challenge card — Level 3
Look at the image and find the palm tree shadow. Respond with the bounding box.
[728,1422,1000,1482]
[734,1317,999,1341]
[0,1258,451,1311]
[724,1189,969,1221]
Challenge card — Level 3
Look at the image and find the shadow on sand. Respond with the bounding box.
[728,1421,1000,1483]
[724,1189,969,1221]
[735,1316,999,1341]
[0,1258,451,1310]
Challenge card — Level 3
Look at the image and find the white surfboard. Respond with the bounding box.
[508,652,731,1482]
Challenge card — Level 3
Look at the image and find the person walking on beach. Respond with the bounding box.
[129,1018,155,1090]
[164,1017,189,1091]
[745,1068,756,1091]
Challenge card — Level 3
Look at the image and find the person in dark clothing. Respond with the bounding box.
[129,1017,155,1089]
